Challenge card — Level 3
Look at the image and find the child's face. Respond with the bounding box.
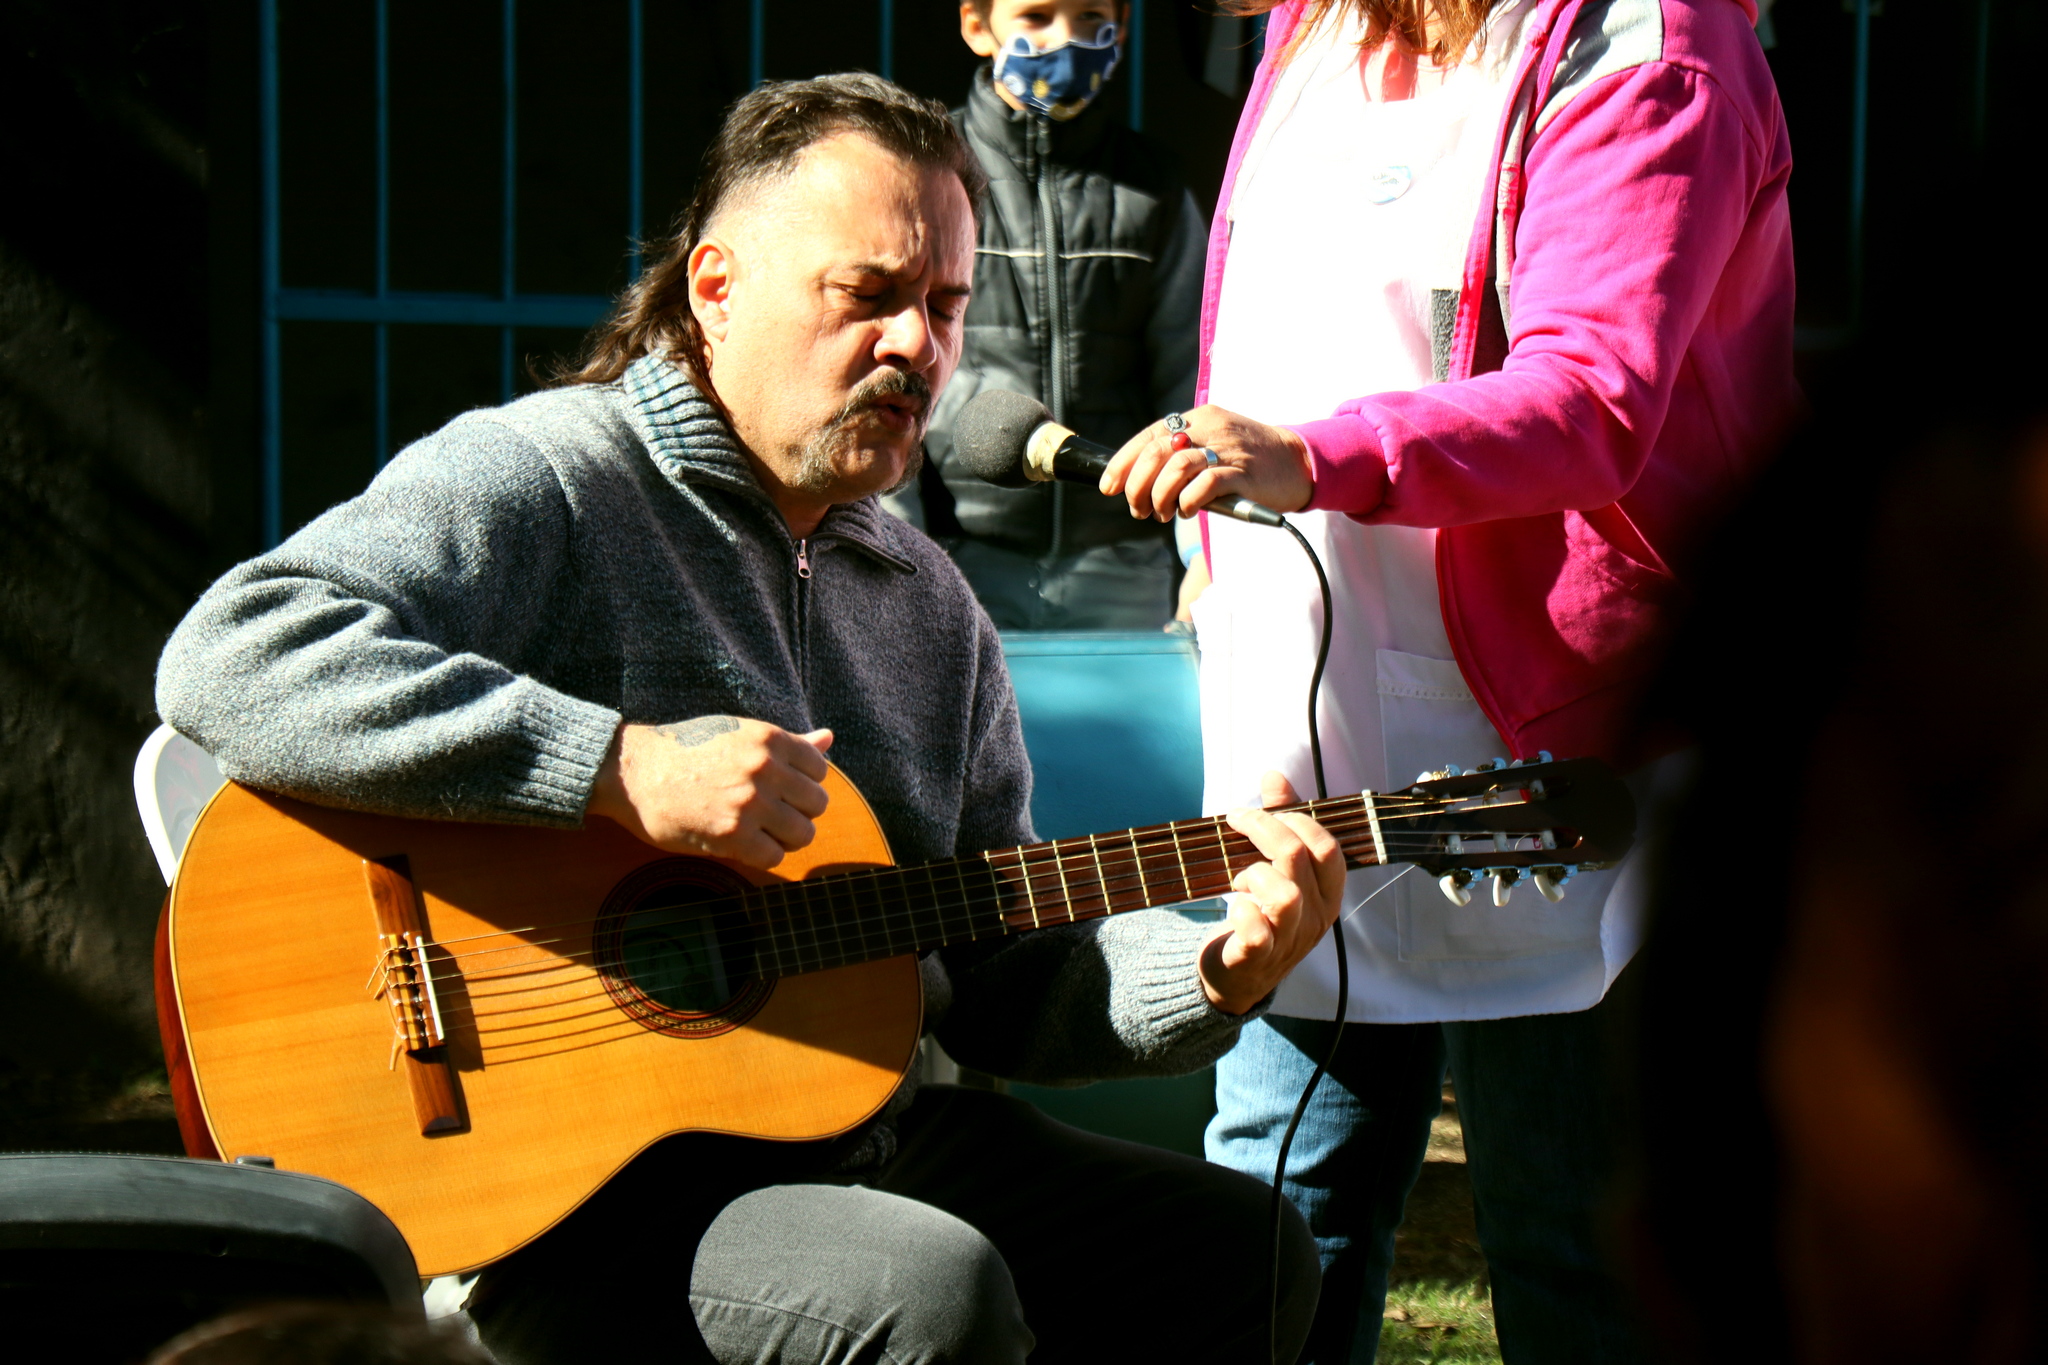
[960,0,1122,59]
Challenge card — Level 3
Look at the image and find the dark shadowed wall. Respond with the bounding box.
[0,0,211,1146]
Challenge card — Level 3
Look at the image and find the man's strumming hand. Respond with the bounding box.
[1197,771,1347,1015]
[589,717,834,870]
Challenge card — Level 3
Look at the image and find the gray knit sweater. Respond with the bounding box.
[157,355,1248,1106]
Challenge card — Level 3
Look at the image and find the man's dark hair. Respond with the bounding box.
[558,73,985,392]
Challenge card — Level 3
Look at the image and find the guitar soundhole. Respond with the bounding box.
[594,860,772,1038]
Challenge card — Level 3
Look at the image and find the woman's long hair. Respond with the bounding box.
[1223,0,1504,66]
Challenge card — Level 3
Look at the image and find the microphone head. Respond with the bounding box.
[954,389,1052,489]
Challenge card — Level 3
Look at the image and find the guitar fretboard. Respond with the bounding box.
[726,792,1398,980]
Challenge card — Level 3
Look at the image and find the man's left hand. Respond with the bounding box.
[1198,772,1347,1015]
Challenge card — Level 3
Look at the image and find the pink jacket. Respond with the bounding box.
[1197,0,1797,765]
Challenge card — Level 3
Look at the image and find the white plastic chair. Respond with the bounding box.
[133,723,227,886]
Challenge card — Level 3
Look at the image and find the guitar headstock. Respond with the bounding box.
[1382,753,1635,907]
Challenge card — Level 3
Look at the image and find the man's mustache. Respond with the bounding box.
[830,370,932,427]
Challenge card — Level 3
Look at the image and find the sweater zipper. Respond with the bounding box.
[1034,118,1069,564]
[792,536,812,687]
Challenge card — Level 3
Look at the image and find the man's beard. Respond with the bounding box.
[787,369,932,498]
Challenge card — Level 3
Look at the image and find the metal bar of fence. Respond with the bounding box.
[750,0,765,87]
[374,0,391,466]
[628,0,644,276]
[1848,0,1870,329]
[276,291,612,328]
[260,0,281,546]
[879,0,894,81]
[500,0,518,400]
[1127,0,1144,131]
[1974,0,1991,156]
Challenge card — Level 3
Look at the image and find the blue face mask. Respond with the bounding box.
[993,22,1121,121]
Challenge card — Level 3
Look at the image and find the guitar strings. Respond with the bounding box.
[401,790,1457,956]
[393,817,1557,1047]
[407,809,1552,1000]
[410,814,1477,988]
[393,813,1559,1060]
[397,815,1448,1035]
[452,862,1434,1062]
[407,792,1507,973]
[407,794,1449,957]
[409,831,1548,1057]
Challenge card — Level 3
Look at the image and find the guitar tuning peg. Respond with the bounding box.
[1474,759,1498,773]
[1491,869,1520,906]
[1533,866,1569,902]
[1536,750,1553,764]
[1491,757,1508,772]
[1439,872,1474,907]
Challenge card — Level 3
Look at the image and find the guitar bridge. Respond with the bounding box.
[363,857,466,1135]
[374,930,447,1056]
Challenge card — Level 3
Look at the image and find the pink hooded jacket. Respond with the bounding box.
[1197,0,1797,765]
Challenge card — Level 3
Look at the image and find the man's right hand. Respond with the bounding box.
[587,716,834,870]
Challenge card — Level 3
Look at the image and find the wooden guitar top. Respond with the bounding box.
[164,764,920,1277]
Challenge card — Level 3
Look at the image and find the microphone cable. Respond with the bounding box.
[1263,517,1341,1365]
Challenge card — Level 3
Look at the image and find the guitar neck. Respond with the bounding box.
[739,793,1392,980]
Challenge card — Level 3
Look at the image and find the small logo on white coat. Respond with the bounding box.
[1365,165,1413,204]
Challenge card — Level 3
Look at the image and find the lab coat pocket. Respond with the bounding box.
[1377,649,1604,963]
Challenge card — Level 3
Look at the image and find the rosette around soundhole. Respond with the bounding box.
[595,859,773,1038]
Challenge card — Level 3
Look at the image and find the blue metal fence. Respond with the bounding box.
[255,0,1153,548]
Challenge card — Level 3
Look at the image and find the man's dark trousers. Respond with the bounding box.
[470,1084,1321,1364]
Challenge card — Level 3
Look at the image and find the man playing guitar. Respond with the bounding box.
[158,74,1342,1364]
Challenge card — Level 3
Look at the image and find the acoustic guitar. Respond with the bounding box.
[157,754,1631,1276]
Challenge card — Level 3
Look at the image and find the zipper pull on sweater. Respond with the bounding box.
[796,539,812,579]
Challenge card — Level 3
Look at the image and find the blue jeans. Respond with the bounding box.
[1208,992,1647,1365]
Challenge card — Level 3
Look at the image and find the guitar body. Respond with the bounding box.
[162,765,918,1277]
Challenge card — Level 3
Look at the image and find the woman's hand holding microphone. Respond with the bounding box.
[1099,406,1316,522]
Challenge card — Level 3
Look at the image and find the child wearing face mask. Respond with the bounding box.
[902,0,1206,630]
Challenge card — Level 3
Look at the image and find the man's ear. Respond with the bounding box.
[960,2,999,56]
[687,239,735,343]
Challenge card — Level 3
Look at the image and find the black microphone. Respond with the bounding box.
[952,390,1286,528]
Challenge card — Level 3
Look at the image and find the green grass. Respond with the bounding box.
[1376,1279,1500,1365]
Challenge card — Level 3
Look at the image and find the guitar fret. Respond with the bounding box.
[1073,834,1105,916]
[922,863,946,950]
[806,878,831,971]
[1126,828,1148,909]
[1019,844,1044,930]
[961,856,990,938]
[802,877,827,972]
[790,880,815,974]
[802,875,827,970]
[1212,815,1231,898]
[831,871,864,965]
[759,884,788,978]
[886,869,915,958]
[901,867,939,958]
[820,873,851,970]
[855,869,887,959]
[1170,821,1192,901]
[1048,839,1075,925]
[740,885,767,977]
